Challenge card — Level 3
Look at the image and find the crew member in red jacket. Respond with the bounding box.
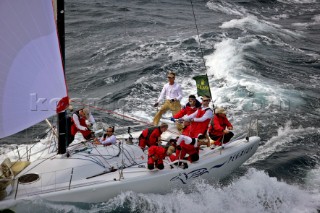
[172,95,201,119]
[184,95,213,139]
[208,107,234,146]
[147,145,174,170]
[70,108,95,141]
[169,134,208,163]
[138,123,169,149]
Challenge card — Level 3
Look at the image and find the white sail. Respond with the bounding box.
[0,0,68,138]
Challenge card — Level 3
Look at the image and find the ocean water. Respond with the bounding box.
[1,0,320,212]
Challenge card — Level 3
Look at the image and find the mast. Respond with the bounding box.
[56,0,67,154]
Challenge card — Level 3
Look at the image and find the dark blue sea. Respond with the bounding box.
[1,0,320,212]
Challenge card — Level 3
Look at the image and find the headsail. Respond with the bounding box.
[0,0,68,138]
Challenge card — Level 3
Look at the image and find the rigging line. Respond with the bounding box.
[121,0,129,99]
[9,128,53,169]
[89,144,113,168]
[19,153,58,175]
[121,150,134,166]
[123,144,140,161]
[122,146,138,165]
[76,147,121,161]
[71,100,179,135]
[69,141,110,167]
[73,148,108,163]
[78,151,107,168]
[80,153,120,161]
[189,0,207,72]
[71,100,150,126]
[103,140,117,159]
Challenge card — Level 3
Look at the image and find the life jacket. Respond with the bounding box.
[208,115,232,137]
[70,110,87,136]
[148,146,166,164]
[139,127,160,141]
[148,146,166,158]
[173,99,201,119]
[70,110,80,124]
[189,107,212,138]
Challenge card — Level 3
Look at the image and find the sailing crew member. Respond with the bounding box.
[170,94,201,132]
[138,123,169,149]
[184,95,213,140]
[169,134,208,164]
[171,94,201,119]
[208,107,234,147]
[147,145,174,170]
[70,108,95,141]
[94,127,116,146]
[153,71,183,128]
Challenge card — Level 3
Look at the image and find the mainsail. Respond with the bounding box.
[0,0,68,138]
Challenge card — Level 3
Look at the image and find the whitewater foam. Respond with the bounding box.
[90,168,320,213]
[247,121,320,164]
[206,1,247,16]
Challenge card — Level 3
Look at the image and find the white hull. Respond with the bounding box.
[0,136,260,205]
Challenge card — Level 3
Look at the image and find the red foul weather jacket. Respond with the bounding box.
[70,111,91,139]
[148,146,166,165]
[139,127,162,149]
[189,107,213,138]
[208,115,233,137]
[173,100,201,119]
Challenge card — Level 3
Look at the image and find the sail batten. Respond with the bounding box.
[0,0,68,138]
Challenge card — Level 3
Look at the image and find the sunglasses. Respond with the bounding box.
[202,100,210,102]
